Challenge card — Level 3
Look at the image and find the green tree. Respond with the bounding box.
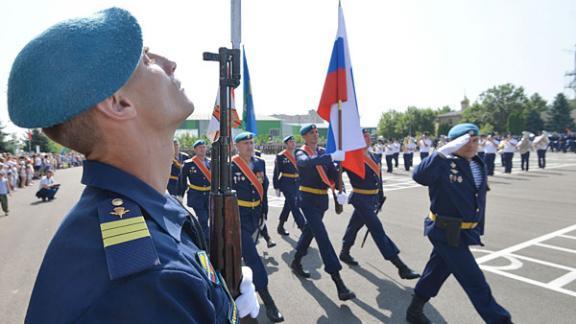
[25,129,51,153]
[437,123,451,136]
[377,110,402,139]
[547,93,575,132]
[523,93,546,133]
[0,124,15,153]
[507,111,524,135]
[463,84,529,132]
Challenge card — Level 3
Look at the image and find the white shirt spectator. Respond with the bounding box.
[40,176,55,189]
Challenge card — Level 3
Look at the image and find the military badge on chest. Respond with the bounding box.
[190,166,197,174]
[449,162,463,183]
[257,171,264,184]
[233,172,245,184]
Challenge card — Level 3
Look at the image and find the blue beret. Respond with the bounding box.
[448,123,480,140]
[283,135,294,143]
[234,132,254,143]
[193,140,206,148]
[299,124,317,136]
[362,129,370,134]
[8,8,143,128]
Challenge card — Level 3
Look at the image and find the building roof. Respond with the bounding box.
[437,111,462,118]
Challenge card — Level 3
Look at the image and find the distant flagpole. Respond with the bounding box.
[242,46,257,134]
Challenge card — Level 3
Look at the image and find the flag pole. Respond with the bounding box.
[338,100,343,194]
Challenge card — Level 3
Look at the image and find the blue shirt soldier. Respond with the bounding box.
[180,140,211,240]
[232,132,284,323]
[340,129,420,279]
[253,149,277,249]
[8,8,259,323]
[406,123,511,324]
[290,124,356,301]
[168,139,189,197]
[272,135,306,235]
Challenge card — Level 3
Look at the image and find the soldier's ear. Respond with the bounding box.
[93,93,137,121]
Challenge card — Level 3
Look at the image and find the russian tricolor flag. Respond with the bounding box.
[317,4,366,178]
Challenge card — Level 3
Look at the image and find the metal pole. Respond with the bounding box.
[231,0,241,49]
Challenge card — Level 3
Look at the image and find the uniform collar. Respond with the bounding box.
[81,160,186,242]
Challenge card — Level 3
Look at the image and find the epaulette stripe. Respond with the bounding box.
[103,229,151,248]
[100,216,145,230]
[101,221,148,239]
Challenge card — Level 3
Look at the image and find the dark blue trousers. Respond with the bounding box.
[502,153,514,173]
[521,152,530,171]
[342,196,399,260]
[279,190,306,229]
[295,193,342,274]
[393,153,399,167]
[415,238,511,323]
[240,208,268,290]
[537,150,546,168]
[36,187,59,200]
[385,155,394,173]
[403,153,413,171]
[420,152,429,161]
[484,153,496,176]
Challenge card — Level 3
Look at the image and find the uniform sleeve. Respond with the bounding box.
[177,163,190,197]
[262,160,269,215]
[412,152,445,186]
[272,155,280,190]
[296,150,332,168]
[76,269,221,324]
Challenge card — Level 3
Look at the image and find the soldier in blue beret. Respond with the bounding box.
[180,140,211,240]
[8,8,259,323]
[339,130,420,279]
[272,135,306,235]
[168,139,189,197]
[406,123,511,324]
[290,124,356,301]
[232,132,284,322]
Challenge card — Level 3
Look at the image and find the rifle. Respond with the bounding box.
[204,48,243,299]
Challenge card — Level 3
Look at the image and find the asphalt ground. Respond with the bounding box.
[1,152,575,323]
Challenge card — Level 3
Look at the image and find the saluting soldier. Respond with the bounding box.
[167,139,189,197]
[232,132,284,322]
[340,130,420,280]
[406,123,512,324]
[180,140,211,240]
[290,124,356,301]
[273,135,306,235]
[10,8,258,322]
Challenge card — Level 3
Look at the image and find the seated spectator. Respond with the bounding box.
[36,169,60,202]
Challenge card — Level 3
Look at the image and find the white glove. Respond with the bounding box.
[336,192,348,205]
[330,150,345,162]
[174,195,183,203]
[437,134,471,157]
[275,189,281,197]
[235,267,260,318]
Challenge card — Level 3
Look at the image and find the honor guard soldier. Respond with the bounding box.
[10,8,259,323]
[180,140,211,240]
[254,149,277,248]
[273,135,306,235]
[340,130,420,280]
[232,132,284,322]
[290,124,356,301]
[168,139,189,197]
[406,123,512,324]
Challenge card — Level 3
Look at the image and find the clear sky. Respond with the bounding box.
[1,0,575,135]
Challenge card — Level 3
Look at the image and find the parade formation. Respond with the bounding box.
[3,1,576,324]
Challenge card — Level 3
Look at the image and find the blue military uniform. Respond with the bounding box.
[293,145,342,275]
[167,151,189,196]
[411,151,511,323]
[181,155,211,241]
[26,161,237,323]
[231,155,270,291]
[342,152,399,259]
[272,149,306,230]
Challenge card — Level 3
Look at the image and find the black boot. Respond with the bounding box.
[339,247,359,266]
[406,294,431,324]
[291,255,311,278]
[391,256,420,280]
[260,228,277,248]
[331,272,356,301]
[277,222,289,236]
[258,288,284,323]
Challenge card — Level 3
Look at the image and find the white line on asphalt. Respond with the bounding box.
[548,271,576,289]
[508,253,576,272]
[534,243,576,254]
[479,267,576,298]
[475,224,576,264]
[559,234,576,240]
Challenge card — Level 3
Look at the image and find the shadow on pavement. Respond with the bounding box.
[350,263,447,324]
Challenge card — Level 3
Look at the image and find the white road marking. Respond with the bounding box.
[534,243,576,254]
[559,234,576,240]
